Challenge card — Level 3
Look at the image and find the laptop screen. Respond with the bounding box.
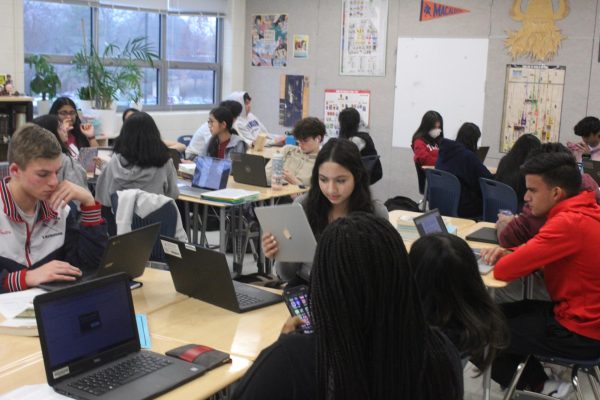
[192,156,231,190]
[37,277,136,371]
[413,210,447,236]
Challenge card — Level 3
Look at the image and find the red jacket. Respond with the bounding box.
[412,138,439,166]
[494,191,600,340]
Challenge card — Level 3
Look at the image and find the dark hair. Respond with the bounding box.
[243,92,251,103]
[304,138,372,235]
[495,134,541,203]
[574,116,600,138]
[412,110,444,147]
[410,233,508,370]
[218,100,243,119]
[520,151,582,197]
[122,107,139,122]
[49,97,89,149]
[32,114,70,155]
[292,117,326,141]
[113,112,170,168]
[207,107,234,158]
[311,213,462,400]
[337,107,360,139]
[455,122,481,153]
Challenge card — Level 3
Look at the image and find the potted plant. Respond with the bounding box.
[26,54,61,115]
[76,86,94,110]
[73,36,158,136]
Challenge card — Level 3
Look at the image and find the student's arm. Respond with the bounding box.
[493,214,579,282]
[413,139,438,166]
[497,205,546,247]
[164,159,180,200]
[164,140,186,153]
[1,261,83,293]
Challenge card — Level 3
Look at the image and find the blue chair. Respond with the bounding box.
[479,178,518,222]
[177,135,193,147]
[503,354,600,399]
[425,169,461,217]
[415,162,427,195]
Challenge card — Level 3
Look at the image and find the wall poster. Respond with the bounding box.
[251,14,288,67]
[324,89,371,137]
[293,34,309,59]
[279,75,310,127]
[500,64,566,153]
[339,0,388,76]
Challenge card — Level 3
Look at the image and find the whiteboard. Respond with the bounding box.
[392,38,489,148]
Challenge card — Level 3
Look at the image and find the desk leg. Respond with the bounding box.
[184,201,191,240]
[219,208,226,253]
[192,203,199,244]
[232,206,242,275]
[200,205,208,247]
[482,287,495,400]
[257,200,266,275]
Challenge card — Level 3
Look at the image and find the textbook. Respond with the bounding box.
[0,316,38,336]
[200,188,260,204]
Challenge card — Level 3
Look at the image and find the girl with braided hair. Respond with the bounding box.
[234,213,463,400]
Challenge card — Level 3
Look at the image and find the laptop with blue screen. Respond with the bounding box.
[34,273,205,400]
[178,156,231,197]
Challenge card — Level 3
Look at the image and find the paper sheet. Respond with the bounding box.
[0,288,46,319]
[0,384,69,400]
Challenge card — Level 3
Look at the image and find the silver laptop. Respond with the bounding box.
[254,204,317,263]
[160,237,282,313]
[413,209,494,274]
[34,273,205,400]
[177,156,231,197]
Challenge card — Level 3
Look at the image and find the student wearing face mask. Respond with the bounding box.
[567,116,600,162]
[412,111,443,193]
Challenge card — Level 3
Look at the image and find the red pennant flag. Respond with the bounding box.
[420,0,470,21]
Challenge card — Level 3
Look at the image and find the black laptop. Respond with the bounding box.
[465,227,499,244]
[160,236,282,313]
[231,153,271,187]
[475,146,490,163]
[34,273,205,400]
[39,223,161,291]
[583,159,600,186]
[177,156,231,197]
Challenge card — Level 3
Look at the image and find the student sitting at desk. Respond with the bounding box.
[0,124,107,292]
[568,116,600,162]
[481,152,600,396]
[264,117,324,186]
[410,233,508,369]
[227,91,285,147]
[202,106,247,160]
[412,110,443,167]
[262,139,388,284]
[122,107,186,154]
[235,213,463,400]
[31,115,88,189]
[49,97,98,152]
[436,122,493,218]
[95,112,179,207]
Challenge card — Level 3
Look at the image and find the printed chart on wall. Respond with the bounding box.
[279,75,310,127]
[339,0,388,76]
[324,89,371,137]
[500,65,566,153]
[251,14,288,67]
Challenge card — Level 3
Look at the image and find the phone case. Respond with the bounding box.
[166,344,231,371]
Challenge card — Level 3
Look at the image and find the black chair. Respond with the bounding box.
[177,134,193,147]
[415,162,426,195]
[361,155,382,185]
[479,178,518,222]
[425,169,461,217]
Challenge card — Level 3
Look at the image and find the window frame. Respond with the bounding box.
[23,0,223,111]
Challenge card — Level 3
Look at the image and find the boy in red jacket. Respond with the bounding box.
[481,152,600,395]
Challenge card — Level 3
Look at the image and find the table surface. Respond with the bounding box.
[422,164,497,174]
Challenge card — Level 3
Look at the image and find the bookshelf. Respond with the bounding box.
[0,96,34,161]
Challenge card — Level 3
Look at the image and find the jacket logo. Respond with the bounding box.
[0,229,10,235]
[42,232,63,239]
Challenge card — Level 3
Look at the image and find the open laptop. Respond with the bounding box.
[39,223,161,291]
[465,227,499,244]
[254,204,317,263]
[34,273,205,400]
[231,152,271,187]
[79,147,113,177]
[583,159,600,186]
[413,209,494,274]
[177,156,231,197]
[475,146,490,163]
[160,237,282,313]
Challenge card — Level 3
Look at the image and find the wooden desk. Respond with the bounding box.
[389,210,476,231]
[247,146,287,159]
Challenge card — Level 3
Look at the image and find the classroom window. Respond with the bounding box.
[23,0,222,111]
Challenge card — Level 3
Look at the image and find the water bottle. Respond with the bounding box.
[285,132,296,146]
[271,151,284,190]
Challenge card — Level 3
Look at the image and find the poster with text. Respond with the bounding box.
[293,34,309,59]
[339,0,388,76]
[279,75,310,127]
[500,65,565,152]
[251,14,288,67]
[324,89,371,137]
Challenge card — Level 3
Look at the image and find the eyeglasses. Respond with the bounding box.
[58,110,77,117]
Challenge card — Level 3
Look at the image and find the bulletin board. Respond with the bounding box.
[323,89,371,137]
[392,37,489,148]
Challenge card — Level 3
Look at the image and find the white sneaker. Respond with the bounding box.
[541,379,574,399]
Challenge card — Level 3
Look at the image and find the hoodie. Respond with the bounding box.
[435,138,493,218]
[494,191,600,340]
[226,91,275,146]
[95,154,179,207]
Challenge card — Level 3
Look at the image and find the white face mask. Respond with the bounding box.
[428,128,442,139]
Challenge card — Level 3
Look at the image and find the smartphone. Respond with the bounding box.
[283,285,313,334]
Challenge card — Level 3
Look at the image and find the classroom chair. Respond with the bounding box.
[415,162,427,195]
[479,178,518,222]
[425,169,461,217]
[177,134,192,147]
[361,155,382,185]
[503,354,600,400]
[0,161,8,179]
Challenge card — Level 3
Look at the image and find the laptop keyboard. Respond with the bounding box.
[68,353,172,396]
[236,292,262,307]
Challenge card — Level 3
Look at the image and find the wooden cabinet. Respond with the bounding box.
[0,96,33,161]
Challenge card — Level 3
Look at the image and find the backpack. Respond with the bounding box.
[384,196,420,212]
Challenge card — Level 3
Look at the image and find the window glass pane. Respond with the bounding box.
[24,0,90,55]
[167,16,217,62]
[167,70,214,105]
[113,68,159,108]
[98,8,160,55]
[24,63,86,107]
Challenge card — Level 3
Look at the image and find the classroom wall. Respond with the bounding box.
[244,0,600,202]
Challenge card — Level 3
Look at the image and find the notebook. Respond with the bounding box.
[231,152,271,187]
[160,237,282,313]
[34,273,205,400]
[39,223,161,291]
[413,209,494,274]
[177,156,231,197]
